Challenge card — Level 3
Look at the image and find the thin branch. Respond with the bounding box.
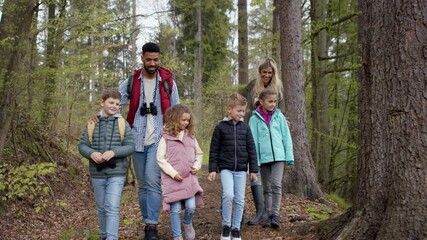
[115,10,174,21]
[37,175,55,199]
[323,66,359,75]
[311,12,359,37]
[319,51,356,61]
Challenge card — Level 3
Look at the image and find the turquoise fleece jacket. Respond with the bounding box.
[248,108,294,166]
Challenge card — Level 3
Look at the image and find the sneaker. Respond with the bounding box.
[231,228,242,240]
[270,214,280,229]
[173,237,183,240]
[144,224,160,240]
[184,223,195,240]
[221,225,231,240]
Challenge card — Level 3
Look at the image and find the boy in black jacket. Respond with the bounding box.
[208,93,258,240]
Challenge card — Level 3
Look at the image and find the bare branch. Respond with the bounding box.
[115,9,173,21]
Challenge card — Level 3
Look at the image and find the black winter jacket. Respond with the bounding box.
[208,119,258,173]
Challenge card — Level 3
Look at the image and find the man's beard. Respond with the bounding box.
[144,65,158,75]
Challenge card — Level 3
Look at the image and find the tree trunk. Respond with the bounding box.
[322,1,427,239]
[310,0,330,188]
[130,0,138,70]
[193,0,203,120]
[42,0,66,127]
[41,2,57,126]
[272,0,280,65]
[279,0,323,200]
[238,0,249,85]
[0,0,38,156]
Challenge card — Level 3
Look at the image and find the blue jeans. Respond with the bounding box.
[170,196,196,238]
[133,144,162,224]
[220,170,246,229]
[91,176,125,240]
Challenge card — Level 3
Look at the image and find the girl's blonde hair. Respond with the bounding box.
[252,58,283,101]
[163,104,196,138]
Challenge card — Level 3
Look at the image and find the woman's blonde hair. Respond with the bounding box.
[252,58,283,101]
[163,104,196,138]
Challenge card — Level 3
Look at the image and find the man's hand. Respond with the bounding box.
[102,150,115,161]
[88,113,100,124]
[208,172,216,182]
[90,152,104,163]
[173,174,183,182]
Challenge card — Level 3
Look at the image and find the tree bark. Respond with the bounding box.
[130,0,138,70]
[238,0,249,85]
[0,0,38,156]
[193,0,203,120]
[272,0,280,64]
[310,0,330,188]
[279,0,323,200]
[322,1,427,239]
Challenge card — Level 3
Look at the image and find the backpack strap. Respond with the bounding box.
[126,74,134,98]
[163,78,171,98]
[87,118,126,144]
[87,122,96,144]
[117,117,125,142]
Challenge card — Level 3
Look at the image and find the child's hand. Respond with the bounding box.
[249,173,258,182]
[208,172,216,182]
[102,150,115,161]
[90,152,103,163]
[173,174,183,182]
[190,167,198,175]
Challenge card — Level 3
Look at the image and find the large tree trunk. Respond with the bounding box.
[310,0,330,189]
[130,0,138,70]
[322,1,427,239]
[279,0,323,200]
[238,0,249,85]
[272,0,280,64]
[193,0,203,120]
[0,0,38,156]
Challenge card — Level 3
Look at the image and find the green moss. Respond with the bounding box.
[325,193,352,210]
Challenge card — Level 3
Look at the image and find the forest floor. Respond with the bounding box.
[0,141,343,240]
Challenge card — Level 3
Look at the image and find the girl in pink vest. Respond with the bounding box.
[157,104,204,240]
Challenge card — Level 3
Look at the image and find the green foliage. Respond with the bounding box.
[0,163,56,210]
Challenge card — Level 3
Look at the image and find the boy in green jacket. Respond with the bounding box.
[78,88,134,240]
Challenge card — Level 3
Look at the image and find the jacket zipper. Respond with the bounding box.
[268,125,276,162]
[257,112,276,162]
[234,123,237,171]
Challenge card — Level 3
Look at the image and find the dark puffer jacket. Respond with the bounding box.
[78,114,134,178]
[208,119,258,173]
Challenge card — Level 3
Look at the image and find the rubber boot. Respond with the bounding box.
[247,185,267,225]
[240,208,245,229]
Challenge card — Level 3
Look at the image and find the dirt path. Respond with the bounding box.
[0,163,323,240]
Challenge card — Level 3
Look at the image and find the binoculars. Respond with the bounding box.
[96,161,116,171]
[140,102,158,116]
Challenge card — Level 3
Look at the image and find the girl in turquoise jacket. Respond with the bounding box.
[248,88,294,229]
